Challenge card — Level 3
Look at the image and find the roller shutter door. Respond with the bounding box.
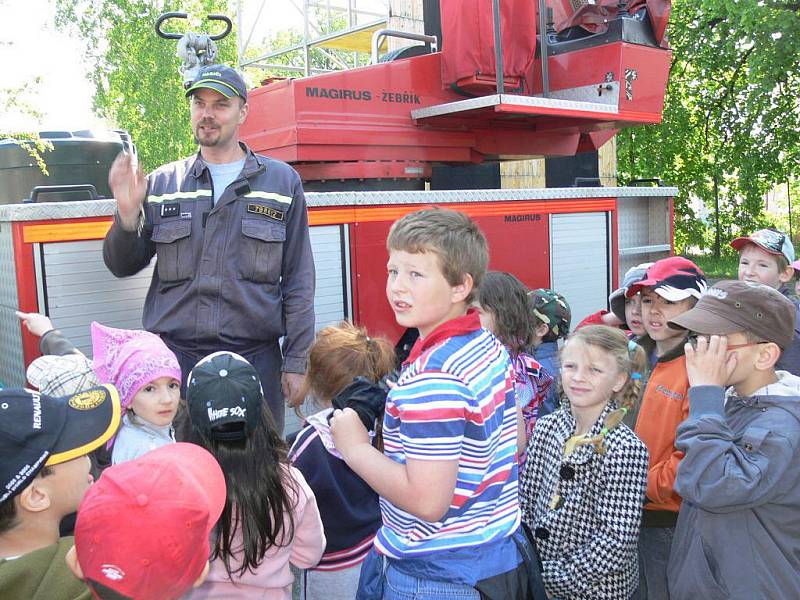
[549,212,610,327]
[40,239,154,355]
[38,225,347,356]
[309,225,348,329]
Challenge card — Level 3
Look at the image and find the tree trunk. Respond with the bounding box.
[788,180,794,244]
[713,174,721,259]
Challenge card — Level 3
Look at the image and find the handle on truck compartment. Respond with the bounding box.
[371,30,438,64]
[573,177,603,187]
[627,178,664,187]
[29,185,99,203]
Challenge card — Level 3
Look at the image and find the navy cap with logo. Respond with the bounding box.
[0,385,121,504]
[187,351,263,441]
[185,64,247,101]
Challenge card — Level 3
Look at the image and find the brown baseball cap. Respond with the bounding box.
[668,280,797,350]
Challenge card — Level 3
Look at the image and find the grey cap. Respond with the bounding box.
[609,262,653,325]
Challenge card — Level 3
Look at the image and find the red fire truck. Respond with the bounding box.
[0,0,675,400]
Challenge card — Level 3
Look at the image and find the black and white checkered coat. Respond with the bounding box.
[519,402,648,599]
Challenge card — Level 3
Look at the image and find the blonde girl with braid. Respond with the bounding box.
[519,325,650,600]
[288,322,395,600]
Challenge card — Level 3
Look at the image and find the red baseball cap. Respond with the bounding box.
[74,443,226,600]
[626,257,707,302]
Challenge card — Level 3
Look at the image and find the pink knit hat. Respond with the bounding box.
[91,322,182,411]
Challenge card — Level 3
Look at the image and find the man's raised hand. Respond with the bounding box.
[108,152,147,231]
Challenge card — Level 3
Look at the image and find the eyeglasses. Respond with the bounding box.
[687,333,765,351]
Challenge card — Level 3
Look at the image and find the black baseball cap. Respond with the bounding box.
[1,385,121,503]
[187,352,263,441]
[185,64,247,100]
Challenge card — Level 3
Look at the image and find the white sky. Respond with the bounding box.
[1,0,101,131]
[1,0,384,132]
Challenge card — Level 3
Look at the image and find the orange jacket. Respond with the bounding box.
[634,346,690,513]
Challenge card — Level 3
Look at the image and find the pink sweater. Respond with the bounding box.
[184,466,326,600]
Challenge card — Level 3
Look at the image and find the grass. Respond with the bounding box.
[684,254,739,281]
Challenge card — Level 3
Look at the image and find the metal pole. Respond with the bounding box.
[303,0,311,76]
[237,0,243,68]
[538,0,550,97]
[492,0,504,94]
[788,180,794,243]
[348,0,355,66]
[241,0,268,68]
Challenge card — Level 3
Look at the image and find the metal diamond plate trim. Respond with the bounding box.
[305,187,677,207]
[549,81,620,107]
[0,200,117,222]
[0,190,677,216]
[411,93,618,120]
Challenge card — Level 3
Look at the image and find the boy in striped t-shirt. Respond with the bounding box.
[332,208,539,600]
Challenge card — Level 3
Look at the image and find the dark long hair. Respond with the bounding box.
[190,407,297,578]
[477,271,536,354]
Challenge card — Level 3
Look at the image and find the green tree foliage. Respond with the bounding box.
[618,0,800,254]
[54,0,236,171]
[0,77,54,175]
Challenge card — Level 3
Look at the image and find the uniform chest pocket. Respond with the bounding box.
[151,219,194,282]
[239,218,285,284]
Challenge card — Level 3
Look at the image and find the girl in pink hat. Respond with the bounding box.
[91,322,183,464]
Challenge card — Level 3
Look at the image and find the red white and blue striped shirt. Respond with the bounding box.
[374,324,521,559]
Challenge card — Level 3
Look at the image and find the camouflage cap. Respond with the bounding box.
[528,288,571,342]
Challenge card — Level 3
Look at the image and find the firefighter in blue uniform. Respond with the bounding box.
[104,64,315,433]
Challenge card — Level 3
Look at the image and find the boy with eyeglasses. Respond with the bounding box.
[665,280,800,599]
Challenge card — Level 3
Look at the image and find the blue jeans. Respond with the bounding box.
[635,526,674,600]
[384,565,480,600]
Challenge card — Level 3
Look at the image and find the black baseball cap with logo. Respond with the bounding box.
[185,64,248,100]
[0,385,121,503]
[187,351,263,441]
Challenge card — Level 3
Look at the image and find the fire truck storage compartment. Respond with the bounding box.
[0,187,674,390]
[30,224,347,359]
[0,199,348,388]
[616,192,672,275]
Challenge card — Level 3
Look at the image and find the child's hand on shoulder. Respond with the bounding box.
[685,334,737,388]
[330,407,370,460]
